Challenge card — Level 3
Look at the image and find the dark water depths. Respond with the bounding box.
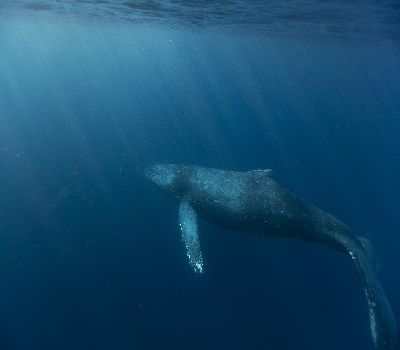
[2,0,400,41]
[0,3,400,350]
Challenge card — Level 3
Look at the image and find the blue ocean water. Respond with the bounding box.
[0,2,400,350]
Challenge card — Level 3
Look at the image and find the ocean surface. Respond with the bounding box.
[0,2,399,350]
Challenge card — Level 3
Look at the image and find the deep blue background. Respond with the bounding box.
[0,18,399,350]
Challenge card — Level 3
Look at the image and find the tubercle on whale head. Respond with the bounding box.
[144,164,186,198]
[144,164,176,189]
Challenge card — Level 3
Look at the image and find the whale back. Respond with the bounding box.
[185,167,322,240]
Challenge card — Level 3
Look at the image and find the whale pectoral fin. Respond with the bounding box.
[179,201,204,273]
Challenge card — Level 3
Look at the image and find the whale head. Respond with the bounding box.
[145,164,187,198]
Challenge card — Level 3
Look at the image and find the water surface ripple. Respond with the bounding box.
[2,1,400,41]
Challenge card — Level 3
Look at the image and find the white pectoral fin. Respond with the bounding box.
[179,201,204,273]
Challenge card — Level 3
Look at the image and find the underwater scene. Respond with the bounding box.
[0,1,399,350]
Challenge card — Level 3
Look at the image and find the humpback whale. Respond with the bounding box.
[145,164,397,350]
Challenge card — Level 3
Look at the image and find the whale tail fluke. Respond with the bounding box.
[347,241,397,350]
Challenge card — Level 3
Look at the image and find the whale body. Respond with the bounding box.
[145,164,397,350]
